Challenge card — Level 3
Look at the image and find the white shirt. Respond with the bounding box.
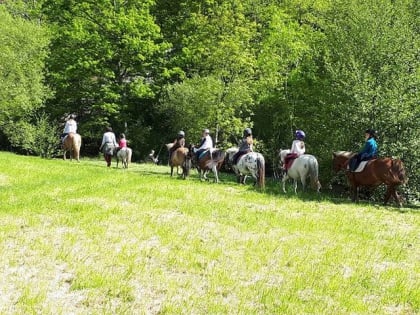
[197,135,213,151]
[101,131,118,147]
[290,140,305,156]
[63,119,77,133]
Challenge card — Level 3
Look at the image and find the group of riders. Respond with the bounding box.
[62,114,378,172]
[168,126,378,174]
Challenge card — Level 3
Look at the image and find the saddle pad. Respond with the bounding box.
[198,149,210,160]
[353,161,368,173]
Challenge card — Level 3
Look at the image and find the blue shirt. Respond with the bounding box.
[360,137,377,159]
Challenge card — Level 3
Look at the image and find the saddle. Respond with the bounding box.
[284,153,298,171]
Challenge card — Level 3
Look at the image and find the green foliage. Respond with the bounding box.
[0,8,50,124]
[159,75,254,147]
[3,113,60,158]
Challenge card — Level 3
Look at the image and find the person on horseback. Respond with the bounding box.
[349,129,378,171]
[99,126,118,167]
[284,130,306,173]
[169,130,186,163]
[232,128,254,166]
[61,114,77,142]
[118,133,127,149]
[193,128,213,160]
[116,133,127,153]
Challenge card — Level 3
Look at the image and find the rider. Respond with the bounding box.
[61,114,77,142]
[284,129,306,172]
[169,130,186,163]
[349,128,378,171]
[232,128,254,166]
[117,133,127,152]
[193,128,213,160]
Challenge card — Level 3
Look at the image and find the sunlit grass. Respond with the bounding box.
[0,152,418,314]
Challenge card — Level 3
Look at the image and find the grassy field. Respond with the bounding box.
[0,152,418,314]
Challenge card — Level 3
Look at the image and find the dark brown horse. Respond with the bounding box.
[332,151,407,206]
[63,132,81,162]
[170,147,191,179]
[191,145,225,183]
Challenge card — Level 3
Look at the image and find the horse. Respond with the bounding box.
[332,151,407,206]
[169,146,191,179]
[279,149,321,193]
[116,147,132,168]
[190,145,225,183]
[63,132,81,162]
[225,147,265,189]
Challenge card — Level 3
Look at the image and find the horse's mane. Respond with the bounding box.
[333,151,354,158]
[226,147,238,154]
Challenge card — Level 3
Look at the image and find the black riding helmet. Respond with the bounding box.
[365,129,377,138]
[243,128,252,137]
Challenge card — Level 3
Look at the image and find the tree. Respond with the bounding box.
[0,7,51,152]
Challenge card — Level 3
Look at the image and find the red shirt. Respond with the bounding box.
[119,138,127,148]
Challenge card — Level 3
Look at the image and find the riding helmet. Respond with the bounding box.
[365,129,376,137]
[178,130,185,137]
[295,130,305,140]
[243,128,252,137]
[203,128,210,134]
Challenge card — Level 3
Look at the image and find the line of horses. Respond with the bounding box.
[62,133,408,207]
[165,143,407,207]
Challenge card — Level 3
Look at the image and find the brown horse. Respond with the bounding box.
[332,151,407,206]
[63,132,81,162]
[170,147,191,179]
[191,145,225,183]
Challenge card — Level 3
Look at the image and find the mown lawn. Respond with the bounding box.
[0,152,418,314]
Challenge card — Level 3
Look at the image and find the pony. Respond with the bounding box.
[332,151,407,206]
[116,147,132,168]
[63,132,81,162]
[169,146,191,179]
[279,149,321,193]
[190,145,225,183]
[225,147,265,189]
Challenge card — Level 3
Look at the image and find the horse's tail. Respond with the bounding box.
[127,148,132,164]
[212,149,225,165]
[391,159,407,184]
[257,154,265,189]
[309,156,321,192]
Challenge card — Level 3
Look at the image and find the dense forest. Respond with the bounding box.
[0,0,418,200]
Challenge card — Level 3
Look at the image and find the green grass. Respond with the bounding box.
[0,152,418,314]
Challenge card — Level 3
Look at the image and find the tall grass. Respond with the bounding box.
[0,152,418,314]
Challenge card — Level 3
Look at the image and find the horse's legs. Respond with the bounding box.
[282,175,288,193]
[212,166,219,183]
[351,185,360,203]
[300,175,307,193]
[294,179,298,194]
[391,186,403,207]
[170,166,174,177]
[384,185,401,206]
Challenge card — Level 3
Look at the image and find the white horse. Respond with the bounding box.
[117,147,132,168]
[226,147,265,189]
[279,149,321,193]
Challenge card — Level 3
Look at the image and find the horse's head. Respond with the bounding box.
[332,151,353,172]
[225,147,238,162]
[279,149,290,164]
